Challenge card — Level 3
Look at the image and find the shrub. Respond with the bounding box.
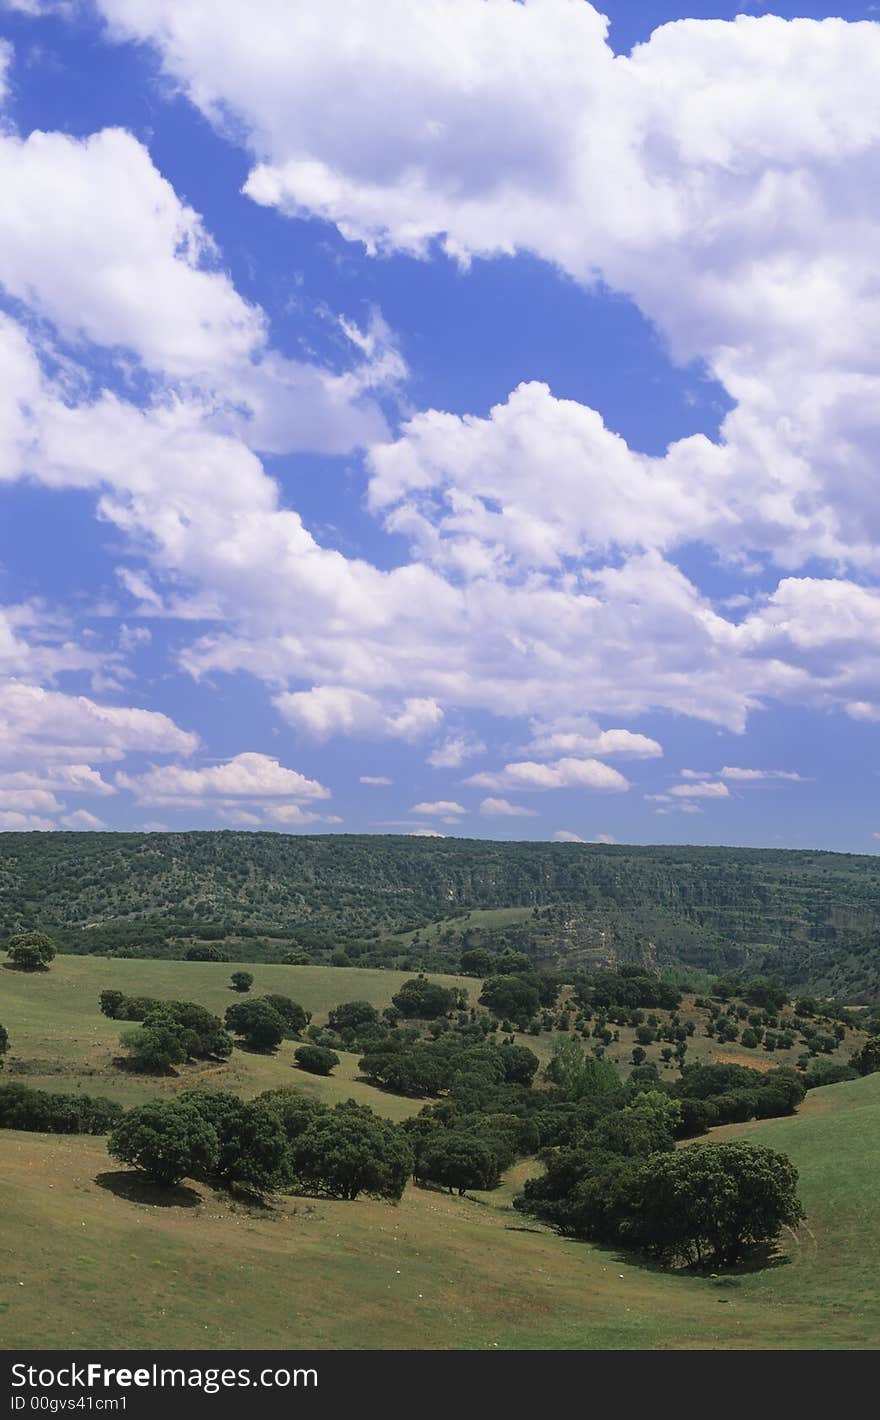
[230,971,253,993]
[295,1044,339,1076]
[108,1099,220,1187]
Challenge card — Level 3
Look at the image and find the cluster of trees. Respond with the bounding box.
[108,1088,413,1201]
[0,1082,122,1135]
[100,993,233,1073]
[712,974,789,1010]
[359,1032,539,1098]
[8,831,880,999]
[99,989,312,1069]
[517,1126,804,1267]
[308,992,482,1059]
[670,1061,805,1134]
[573,966,682,1013]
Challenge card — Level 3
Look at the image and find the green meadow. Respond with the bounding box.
[1,956,878,1349]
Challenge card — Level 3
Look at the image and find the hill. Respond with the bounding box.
[2,832,880,996]
[2,1065,878,1350]
[1,956,865,1108]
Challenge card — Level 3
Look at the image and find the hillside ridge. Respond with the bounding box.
[2,831,879,998]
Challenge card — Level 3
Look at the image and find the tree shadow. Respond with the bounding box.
[603,1243,791,1279]
[353,1074,431,1100]
[110,1056,180,1077]
[95,1170,203,1208]
[1,961,49,973]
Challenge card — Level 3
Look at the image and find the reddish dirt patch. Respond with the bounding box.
[715,1051,776,1072]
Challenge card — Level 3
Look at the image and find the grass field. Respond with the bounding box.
[3,955,877,1350]
[1,1072,878,1349]
[0,954,863,1107]
[387,906,535,949]
[0,956,476,1118]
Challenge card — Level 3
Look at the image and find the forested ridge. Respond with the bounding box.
[1,832,879,998]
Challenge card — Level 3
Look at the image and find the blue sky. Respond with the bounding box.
[1,0,879,849]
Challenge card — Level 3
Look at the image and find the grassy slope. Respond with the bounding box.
[3,957,878,1349]
[0,956,862,1102]
[0,957,475,1118]
[702,1075,880,1345]
[2,1075,879,1349]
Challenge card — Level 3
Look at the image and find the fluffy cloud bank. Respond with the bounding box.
[53,3,880,743]
[4,6,880,831]
[117,752,337,827]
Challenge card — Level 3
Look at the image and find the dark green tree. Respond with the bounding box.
[119,1023,188,1073]
[419,1131,498,1194]
[183,1090,288,1195]
[230,971,253,993]
[256,1088,327,1143]
[6,932,56,971]
[392,977,458,1019]
[459,948,495,977]
[496,1042,540,1085]
[107,1099,219,1187]
[853,1035,880,1077]
[289,1104,413,1200]
[225,1000,285,1051]
[261,995,311,1037]
[628,1140,804,1266]
[327,1001,380,1033]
